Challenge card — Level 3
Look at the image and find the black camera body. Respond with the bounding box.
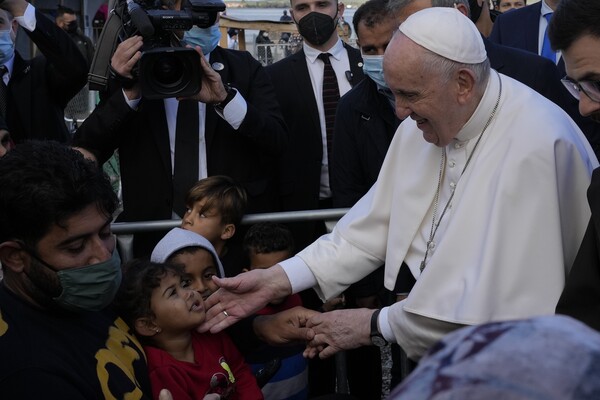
[120,0,226,99]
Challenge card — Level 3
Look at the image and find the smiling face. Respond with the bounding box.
[562,33,600,123]
[384,34,468,147]
[169,248,218,300]
[148,270,206,334]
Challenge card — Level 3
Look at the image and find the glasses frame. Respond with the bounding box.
[561,76,600,103]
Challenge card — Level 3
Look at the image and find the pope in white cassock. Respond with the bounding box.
[200,7,599,360]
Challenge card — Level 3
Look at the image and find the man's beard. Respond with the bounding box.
[23,258,64,311]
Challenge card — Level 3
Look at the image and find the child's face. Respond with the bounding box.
[170,249,219,300]
[249,250,291,271]
[149,271,206,333]
[181,200,228,246]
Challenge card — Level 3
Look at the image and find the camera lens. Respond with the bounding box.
[139,47,201,99]
[152,55,184,87]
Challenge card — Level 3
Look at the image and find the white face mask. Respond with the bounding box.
[0,29,14,65]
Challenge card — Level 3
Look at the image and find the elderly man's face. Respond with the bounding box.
[384,33,466,147]
[562,33,600,124]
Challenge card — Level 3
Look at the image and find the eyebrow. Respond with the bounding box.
[56,218,112,248]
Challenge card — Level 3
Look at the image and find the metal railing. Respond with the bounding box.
[111,208,350,233]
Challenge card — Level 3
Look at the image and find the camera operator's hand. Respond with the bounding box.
[111,36,143,100]
[181,45,229,104]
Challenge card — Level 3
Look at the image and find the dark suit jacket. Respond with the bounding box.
[489,2,566,76]
[485,38,600,158]
[556,167,600,332]
[7,10,87,143]
[73,47,288,257]
[331,77,400,208]
[265,43,364,250]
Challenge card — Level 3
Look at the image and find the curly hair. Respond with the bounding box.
[243,222,295,255]
[113,259,186,330]
[0,141,117,246]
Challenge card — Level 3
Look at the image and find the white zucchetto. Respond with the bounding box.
[399,7,487,64]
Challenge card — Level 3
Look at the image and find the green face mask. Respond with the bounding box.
[28,250,122,312]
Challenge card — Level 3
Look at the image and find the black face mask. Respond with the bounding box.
[65,21,78,34]
[296,11,337,46]
[468,0,483,23]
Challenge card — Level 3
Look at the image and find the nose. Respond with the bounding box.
[0,145,6,157]
[182,211,192,226]
[579,92,600,118]
[186,288,198,301]
[395,99,412,120]
[89,234,114,264]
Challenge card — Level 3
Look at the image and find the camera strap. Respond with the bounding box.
[88,8,125,91]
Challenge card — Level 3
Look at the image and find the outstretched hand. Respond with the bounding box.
[254,306,320,346]
[304,308,374,359]
[198,265,293,334]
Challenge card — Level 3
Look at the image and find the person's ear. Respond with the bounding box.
[456,68,477,105]
[454,2,470,17]
[0,241,30,273]
[220,223,236,241]
[134,317,161,337]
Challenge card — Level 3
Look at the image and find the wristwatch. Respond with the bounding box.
[370,309,388,347]
[213,84,237,113]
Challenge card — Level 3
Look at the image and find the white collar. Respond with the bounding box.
[303,38,344,64]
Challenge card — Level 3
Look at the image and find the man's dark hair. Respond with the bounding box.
[56,5,76,18]
[352,0,392,37]
[0,141,118,246]
[243,222,295,255]
[114,259,186,331]
[549,0,600,52]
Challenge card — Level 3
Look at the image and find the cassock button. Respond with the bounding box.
[428,241,436,250]
[454,142,464,149]
[449,160,456,168]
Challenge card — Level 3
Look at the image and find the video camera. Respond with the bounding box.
[91,0,225,99]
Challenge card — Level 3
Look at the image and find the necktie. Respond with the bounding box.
[172,100,200,218]
[541,13,556,63]
[318,53,340,180]
[0,65,7,119]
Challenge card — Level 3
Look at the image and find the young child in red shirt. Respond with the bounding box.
[114,258,263,400]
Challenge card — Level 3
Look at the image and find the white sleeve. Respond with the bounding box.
[16,3,36,32]
[214,90,247,130]
[380,300,467,360]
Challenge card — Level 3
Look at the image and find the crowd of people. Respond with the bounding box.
[1,0,600,398]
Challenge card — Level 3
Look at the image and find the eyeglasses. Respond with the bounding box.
[561,76,600,103]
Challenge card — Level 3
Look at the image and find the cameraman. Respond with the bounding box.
[0,0,87,143]
[73,0,288,261]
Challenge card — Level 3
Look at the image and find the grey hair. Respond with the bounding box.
[419,45,491,87]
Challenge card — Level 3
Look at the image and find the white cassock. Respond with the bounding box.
[280,71,599,358]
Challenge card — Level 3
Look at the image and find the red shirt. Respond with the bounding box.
[145,331,263,400]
